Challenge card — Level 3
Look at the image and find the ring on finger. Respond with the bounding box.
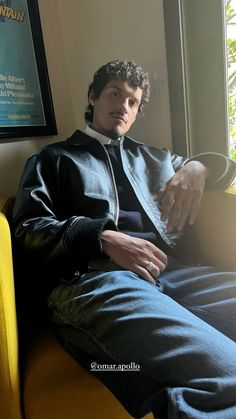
[145,261,155,273]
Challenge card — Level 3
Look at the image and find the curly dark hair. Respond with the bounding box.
[85,59,150,123]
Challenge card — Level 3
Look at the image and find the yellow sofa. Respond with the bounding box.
[0,209,21,419]
[0,189,235,419]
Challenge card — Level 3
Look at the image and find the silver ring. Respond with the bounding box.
[145,261,155,273]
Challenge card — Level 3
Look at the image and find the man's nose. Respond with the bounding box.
[117,98,128,113]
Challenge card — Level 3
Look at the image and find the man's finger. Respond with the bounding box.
[160,193,176,221]
[188,194,202,225]
[136,266,156,284]
[175,197,193,231]
[167,199,183,232]
[152,248,168,267]
[154,185,167,202]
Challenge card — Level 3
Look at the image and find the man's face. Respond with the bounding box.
[89,79,143,139]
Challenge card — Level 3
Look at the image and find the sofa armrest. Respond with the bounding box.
[0,211,22,419]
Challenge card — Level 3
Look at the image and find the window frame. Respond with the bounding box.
[163,0,229,157]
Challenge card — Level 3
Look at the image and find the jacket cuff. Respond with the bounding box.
[186,152,236,189]
[63,217,117,262]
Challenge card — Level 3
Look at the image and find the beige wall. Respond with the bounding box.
[0,0,171,196]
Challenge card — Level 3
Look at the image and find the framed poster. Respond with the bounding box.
[0,0,57,140]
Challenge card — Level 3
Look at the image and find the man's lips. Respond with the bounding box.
[110,113,127,124]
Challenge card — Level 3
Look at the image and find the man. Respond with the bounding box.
[12,60,236,418]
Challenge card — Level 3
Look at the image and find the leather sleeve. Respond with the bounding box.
[170,151,188,172]
[171,149,236,189]
[12,149,116,276]
[186,152,236,189]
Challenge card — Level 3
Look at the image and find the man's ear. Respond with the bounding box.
[88,90,95,106]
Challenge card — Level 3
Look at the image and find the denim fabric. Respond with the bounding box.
[48,266,236,418]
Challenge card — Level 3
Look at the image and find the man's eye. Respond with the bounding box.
[112,91,119,97]
[129,100,138,107]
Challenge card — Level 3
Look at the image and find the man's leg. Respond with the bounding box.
[161,265,236,341]
[48,270,236,419]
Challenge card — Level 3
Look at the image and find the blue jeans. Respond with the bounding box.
[48,265,236,418]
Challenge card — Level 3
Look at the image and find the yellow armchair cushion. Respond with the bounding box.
[0,211,22,419]
[23,329,153,419]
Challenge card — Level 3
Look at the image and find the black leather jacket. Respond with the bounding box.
[12,130,236,286]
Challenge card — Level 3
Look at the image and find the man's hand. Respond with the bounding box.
[155,161,209,233]
[100,230,168,284]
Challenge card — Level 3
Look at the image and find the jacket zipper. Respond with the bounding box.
[101,144,120,226]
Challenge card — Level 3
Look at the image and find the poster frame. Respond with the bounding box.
[0,0,57,141]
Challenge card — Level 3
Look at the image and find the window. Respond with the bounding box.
[226,0,236,159]
[164,0,229,157]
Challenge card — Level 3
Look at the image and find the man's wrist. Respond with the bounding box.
[185,160,209,179]
[100,229,118,255]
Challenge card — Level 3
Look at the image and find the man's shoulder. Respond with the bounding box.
[37,130,90,156]
[124,135,171,155]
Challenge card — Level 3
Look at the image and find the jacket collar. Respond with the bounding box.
[85,125,119,145]
[67,129,144,147]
